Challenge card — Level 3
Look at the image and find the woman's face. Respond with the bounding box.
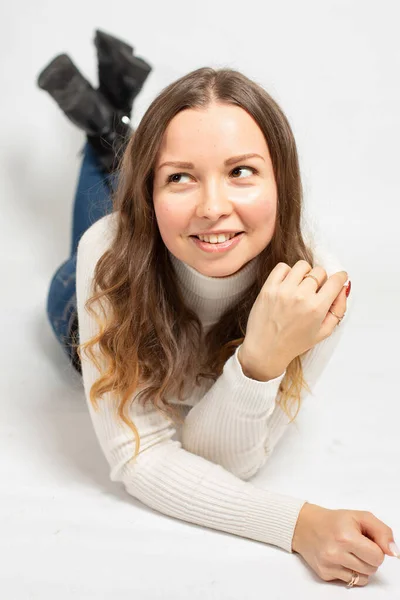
[153,101,278,278]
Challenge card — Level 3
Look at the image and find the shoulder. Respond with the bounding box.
[75,212,120,308]
[77,211,119,258]
[76,211,120,279]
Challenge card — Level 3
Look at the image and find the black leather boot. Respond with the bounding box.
[94,29,152,116]
[37,53,125,173]
[37,32,152,174]
[89,29,153,171]
[37,53,113,138]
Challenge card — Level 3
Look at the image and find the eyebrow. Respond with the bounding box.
[157,153,265,171]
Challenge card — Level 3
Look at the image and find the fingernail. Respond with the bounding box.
[389,541,400,558]
[345,280,351,298]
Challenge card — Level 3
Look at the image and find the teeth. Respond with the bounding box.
[197,233,237,243]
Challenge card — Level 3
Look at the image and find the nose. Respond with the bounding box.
[195,180,233,219]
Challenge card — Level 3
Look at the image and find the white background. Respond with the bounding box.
[1,0,399,598]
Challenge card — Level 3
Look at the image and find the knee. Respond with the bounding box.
[46,258,77,327]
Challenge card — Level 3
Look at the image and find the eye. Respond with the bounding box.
[231,165,258,179]
[166,165,258,185]
[167,172,191,184]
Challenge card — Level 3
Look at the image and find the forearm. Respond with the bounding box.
[181,344,287,480]
[182,300,351,479]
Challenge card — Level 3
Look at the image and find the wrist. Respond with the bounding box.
[238,346,287,382]
[292,502,323,554]
[292,502,311,553]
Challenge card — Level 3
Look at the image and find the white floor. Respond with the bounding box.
[2,2,400,598]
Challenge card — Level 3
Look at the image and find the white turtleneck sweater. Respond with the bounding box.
[76,212,353,554]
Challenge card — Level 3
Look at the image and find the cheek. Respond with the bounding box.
[153,197,189,239]
[243,189,277,232]
[251,200,276,223]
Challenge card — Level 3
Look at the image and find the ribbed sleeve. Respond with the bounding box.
[181,237,354,478]
[75,216,308,554]
[92,399,307,553]
[181,289,354,477]
[181,346,286,480]
[261,286,353,456]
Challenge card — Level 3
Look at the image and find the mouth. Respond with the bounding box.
[189,231,245,253]
[189,232,244,239]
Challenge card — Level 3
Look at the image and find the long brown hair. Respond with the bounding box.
[75,67,315,460]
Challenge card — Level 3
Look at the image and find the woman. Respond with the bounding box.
[40,39,398,588]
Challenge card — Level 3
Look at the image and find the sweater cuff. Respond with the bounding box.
[242,488,307,553]
[221,345,286,416]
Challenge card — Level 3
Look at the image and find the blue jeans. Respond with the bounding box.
[46,141,118,373]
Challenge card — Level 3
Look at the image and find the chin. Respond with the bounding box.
[193,262,245,278]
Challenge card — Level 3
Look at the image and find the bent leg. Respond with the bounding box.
[47,142,119,373]
[70,141,118,256]
[46,254,80,371]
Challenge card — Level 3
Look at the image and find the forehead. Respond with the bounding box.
[156,103,270,162]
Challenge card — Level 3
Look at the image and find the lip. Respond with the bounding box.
[189,232,245,253]
[192,230,243,236]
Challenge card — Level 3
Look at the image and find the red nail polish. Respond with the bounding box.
[346,280,351,297]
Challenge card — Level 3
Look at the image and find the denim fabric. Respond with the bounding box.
[46,141,118,373]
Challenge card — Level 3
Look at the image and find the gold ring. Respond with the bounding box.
[328,308,345,326]
[347,571,360,587]
[303,273,320,287]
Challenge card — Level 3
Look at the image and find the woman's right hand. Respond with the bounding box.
[238,260,349,381]
[291,502,396,586]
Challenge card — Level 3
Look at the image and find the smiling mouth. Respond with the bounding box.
[190,232,244,239]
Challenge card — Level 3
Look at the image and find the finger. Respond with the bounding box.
[280,260,312,286]
[316,271,348,314]
[319,285,347,334]
[324,567,369,587]
[267,261,292,284]
[299,264,328,292]
[341,552,378,576]
[329,283,348,317]
[358,511,396,558]
[347,533,386,568]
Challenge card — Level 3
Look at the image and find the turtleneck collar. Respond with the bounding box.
[168,250,259,330]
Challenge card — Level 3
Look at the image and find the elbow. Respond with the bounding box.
[108,438,182,486]
[228,454,269,481]
[109,454,139,485]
